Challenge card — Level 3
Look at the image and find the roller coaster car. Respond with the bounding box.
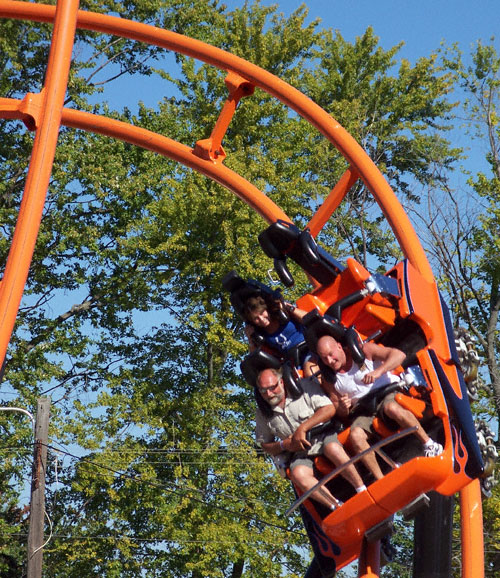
[254,220,484,573]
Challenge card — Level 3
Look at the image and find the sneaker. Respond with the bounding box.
[424,441,443,457]
[329,499,343,511]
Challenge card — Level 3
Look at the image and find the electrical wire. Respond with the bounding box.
[8,533,307,546]
[0,440,304,537]
[43,442,306,537]
[31,509,54,556]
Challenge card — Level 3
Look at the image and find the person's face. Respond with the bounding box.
[249,308,271,328]
[257,370,285,407]
[317,337,346,371]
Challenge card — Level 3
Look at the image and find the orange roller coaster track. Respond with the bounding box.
[0,2,484,577]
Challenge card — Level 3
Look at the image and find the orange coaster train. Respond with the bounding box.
[230,219,484,576]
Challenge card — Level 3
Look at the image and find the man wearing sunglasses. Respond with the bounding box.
[255,367,367,511]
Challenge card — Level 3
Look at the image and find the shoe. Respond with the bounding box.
[424,441,443,457]
[329,499,343,511]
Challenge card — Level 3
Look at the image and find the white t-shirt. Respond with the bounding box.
[335,358,400,407]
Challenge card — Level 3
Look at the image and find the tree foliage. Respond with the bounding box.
[0,1,497,577]
[409,39,500,577]
[417,40,500,424]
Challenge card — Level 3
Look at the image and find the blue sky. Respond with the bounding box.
[100,0,499,111]
[247,0,499,64]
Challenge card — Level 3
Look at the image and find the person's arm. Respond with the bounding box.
[244,324,258,352]
[261,439,289,456]
[318,378,352,418]
[317,378,340,408]
[290,404,336,452]
[260,403,335,456]
[256,411,283,456]
[336,394,352,418]
[283,301,309,323]
[362,342,406,383]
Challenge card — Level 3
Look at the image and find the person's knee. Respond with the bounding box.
[384,400,415,424]
[290,465,313,485]
[383,400,401,419]
[349,427,367,448]
[325,441,347,461]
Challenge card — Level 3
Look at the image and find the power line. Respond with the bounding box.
[2,440,303,536]
[0,446,266,465]
[6,533,304,546]
[0,446,33,453]
[2,442,277,489]
[43,443,305,537]
[0,446,266,455]
[44,443,276,512]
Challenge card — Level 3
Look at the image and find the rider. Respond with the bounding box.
[255,367,367,510]
[316,334,443,481]
[243,294,318,377]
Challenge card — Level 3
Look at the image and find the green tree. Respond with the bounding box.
[0,1,488,577]
[411,39,500,577]
[419,41,500,423]
[297,26,458,269]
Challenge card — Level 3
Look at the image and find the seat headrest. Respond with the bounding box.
[223,271,287,325]
[240,349,282,388]
[258,220,344,287]
[241,349,303,404]
[303,309,365,367]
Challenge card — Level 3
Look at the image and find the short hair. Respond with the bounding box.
[256,367,283,387]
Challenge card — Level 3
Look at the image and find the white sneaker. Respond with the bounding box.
[330,499,343,511]
[424,441,443,457]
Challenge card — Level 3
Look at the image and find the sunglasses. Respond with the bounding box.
[258,379,282,394]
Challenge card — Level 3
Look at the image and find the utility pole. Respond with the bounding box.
[27,397,51,578]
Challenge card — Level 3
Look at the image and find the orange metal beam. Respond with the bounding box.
[460,480,485,578]
[0,99,290,225]
[0,0,433,282]
[62,108,290,223]
[0,0,80,369]
[193,71,255,162]
[0,93,43,130]
[307,166,360,238]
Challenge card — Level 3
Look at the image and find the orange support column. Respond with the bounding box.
[193,71,255,162]
[307,166,359,238]
[460,480,484,578]
[0,0,80,367]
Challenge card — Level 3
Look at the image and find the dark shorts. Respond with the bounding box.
[289,432,339,471]
[350,392,398,435]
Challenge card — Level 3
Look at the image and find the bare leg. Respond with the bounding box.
[383,400,429,444]
[289,464,340,509]
[349,427,384,481]
[323,442,366,490]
